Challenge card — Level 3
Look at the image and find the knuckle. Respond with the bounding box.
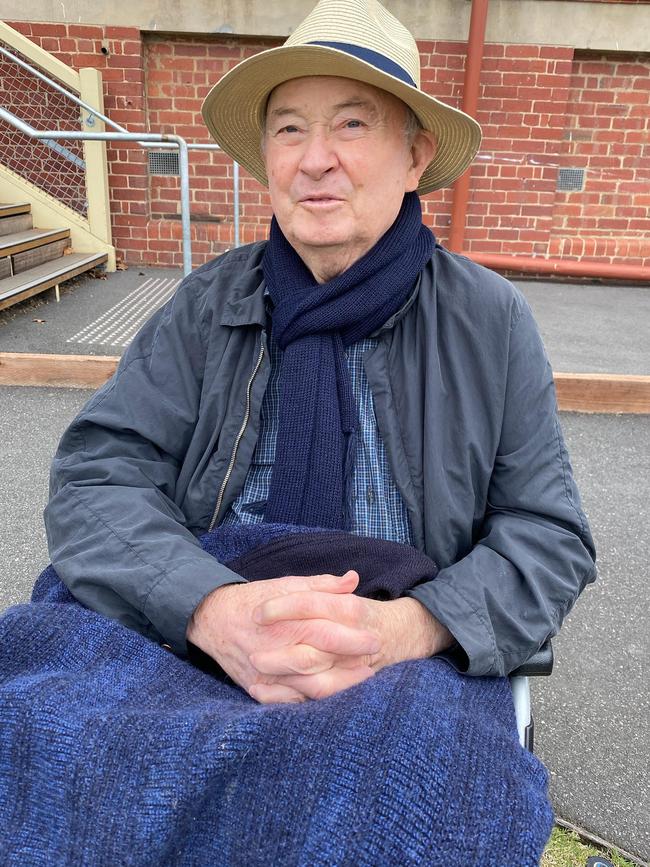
[310,621,339,651]
[296,645,320,673]
[307,677,332,701]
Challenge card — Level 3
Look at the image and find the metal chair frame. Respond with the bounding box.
[510,639,554,751]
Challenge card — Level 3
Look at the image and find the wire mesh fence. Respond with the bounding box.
[0,41,87,216]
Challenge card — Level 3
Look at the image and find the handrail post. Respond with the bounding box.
[234,162,240,248]
[171,136,192,276]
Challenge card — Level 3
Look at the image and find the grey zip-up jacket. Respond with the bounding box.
[45,242,596,677]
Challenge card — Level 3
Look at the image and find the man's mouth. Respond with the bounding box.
[299,195,344,206]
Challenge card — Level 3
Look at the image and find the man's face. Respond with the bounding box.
[263,76,432,278]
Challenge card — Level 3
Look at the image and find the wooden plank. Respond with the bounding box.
[555,373,650,414]
[0,252,108,311]
[0,280,53,312]
[1,354,648,412]
[0,352,650,414]
[0,213,33,237]
[0,353,119,388]
[0,228,70,258]
[13,239,68,274]
[0,202,31,218]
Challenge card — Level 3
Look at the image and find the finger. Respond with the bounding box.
[297,619,380,656]
[277,664,375,701]
[248,682,307,704]
[253,586,361,626]
[250,644,345,676]
[275,570,360,596]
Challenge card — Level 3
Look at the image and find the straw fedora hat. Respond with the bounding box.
[201,0,482,195]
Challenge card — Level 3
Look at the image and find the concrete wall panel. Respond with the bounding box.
[3,0,649,51]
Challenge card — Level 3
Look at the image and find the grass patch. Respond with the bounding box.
[541,827,636,867]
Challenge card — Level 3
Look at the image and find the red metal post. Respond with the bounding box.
[448,0,489,253]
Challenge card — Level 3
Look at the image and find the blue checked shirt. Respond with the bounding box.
[221,332,414,544]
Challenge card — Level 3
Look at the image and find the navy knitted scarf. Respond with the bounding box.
[262,191,434,529]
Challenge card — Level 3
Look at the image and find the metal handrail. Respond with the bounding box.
[0,43,122,138]
[0,42,242,264]
[1,108,198,273]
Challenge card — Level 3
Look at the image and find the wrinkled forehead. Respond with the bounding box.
[264,75,408,121]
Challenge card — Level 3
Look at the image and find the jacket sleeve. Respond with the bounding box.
[408,297,597,677]
[44,281,246,656]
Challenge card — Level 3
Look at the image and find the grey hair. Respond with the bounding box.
[403,105,423,144]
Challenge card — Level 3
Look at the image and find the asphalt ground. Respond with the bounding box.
[0,266,648,375]
[0,386,648,861]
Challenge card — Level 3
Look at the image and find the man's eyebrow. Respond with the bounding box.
[332,99,378,114]
[268,106,303,120]
[267,99,380,119]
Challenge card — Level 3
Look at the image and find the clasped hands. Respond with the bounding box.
[186,570,453,704]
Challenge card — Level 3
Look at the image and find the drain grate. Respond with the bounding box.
[67,277,180,347]
[557,167,585,192]
[148,151,180,176]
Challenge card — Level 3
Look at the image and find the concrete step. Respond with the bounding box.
[0,251,108,312]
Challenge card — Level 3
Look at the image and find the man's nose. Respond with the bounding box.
[299,129,338,179]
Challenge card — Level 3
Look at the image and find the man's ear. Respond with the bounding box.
[405,129,437,192]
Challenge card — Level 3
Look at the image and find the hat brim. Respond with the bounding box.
[201,44,481,195]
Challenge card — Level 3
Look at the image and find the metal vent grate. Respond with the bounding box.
[148,150,180,176]
[557,167,585,192]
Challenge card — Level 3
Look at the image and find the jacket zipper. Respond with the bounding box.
[208,339,265,532]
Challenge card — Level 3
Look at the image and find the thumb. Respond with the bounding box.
[276,570,360,594]
[305,570,360,593]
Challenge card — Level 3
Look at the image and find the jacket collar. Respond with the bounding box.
[219,252,267,327]
[370,272,424,337]
[218,244,429,332]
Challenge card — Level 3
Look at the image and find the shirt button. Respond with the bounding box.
[366,486,375,504]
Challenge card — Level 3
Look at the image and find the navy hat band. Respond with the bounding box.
[308,41,417,88]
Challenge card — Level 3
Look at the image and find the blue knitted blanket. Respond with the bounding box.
[0,533,553,866]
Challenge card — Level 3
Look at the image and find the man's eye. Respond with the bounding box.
[344,119,364,129]
[279,125,300,134]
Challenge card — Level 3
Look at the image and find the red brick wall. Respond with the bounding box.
[549,53,650,263]
[3,22,649,269]
[418,41,578,257]
[145,35,278,263]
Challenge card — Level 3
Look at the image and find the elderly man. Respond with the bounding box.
[45,0,595,707]
[1,1,596,862]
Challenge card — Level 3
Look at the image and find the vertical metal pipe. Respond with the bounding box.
[448,0,489,253]
[172,136,193,275]
[234,161,241,248]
